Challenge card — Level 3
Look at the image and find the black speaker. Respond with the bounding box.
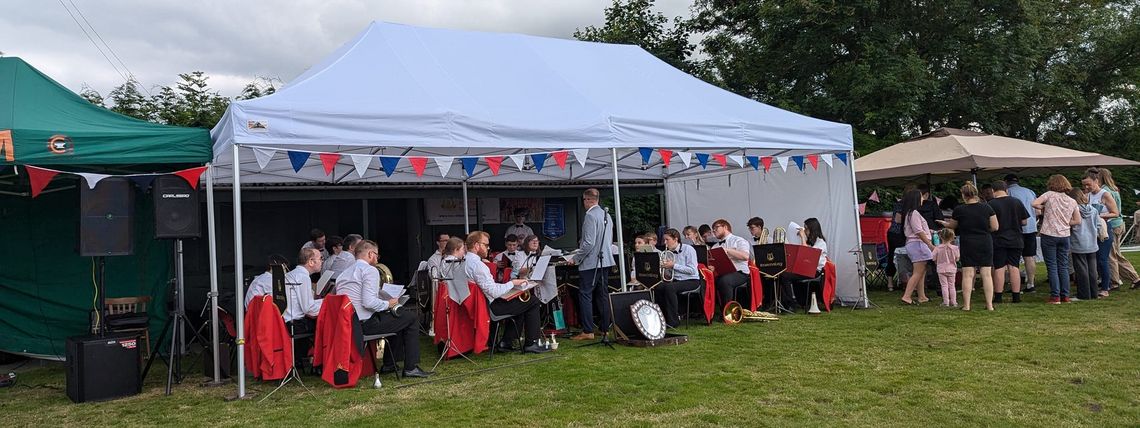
[608,289,653,340]
[66,333,142,403]
[80,177,134,256]
[153,175,200,239]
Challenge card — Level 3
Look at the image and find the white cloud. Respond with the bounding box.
[1,0,693,98]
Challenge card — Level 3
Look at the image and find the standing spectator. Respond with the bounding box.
[1068,189,1102,301]
[885,185,916,291]
[940,182,997,311]
[899,190,933,305]
[932,229,960,308]
[917,185,943,294]
[988,180,1029,303]
[1096,168,1140,289]
[1032,175,1081,304]
[1082,168,1120,297]
[1005,174,1039,292]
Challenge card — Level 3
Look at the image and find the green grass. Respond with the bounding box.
[4,255,1140,427]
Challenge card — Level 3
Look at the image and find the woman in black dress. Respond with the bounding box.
[939,182,998,311]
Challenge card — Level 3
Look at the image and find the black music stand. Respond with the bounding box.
[692,245,708,266]
[431,263,478,371]
[753,244,790,313]
[261,275,315,402]
[633,252,663,290]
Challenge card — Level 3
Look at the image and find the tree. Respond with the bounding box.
[236,76,280,100]
[107,78,151,121]
[171,71,229,128]
[78,84,104,107]
[574,0,696,73]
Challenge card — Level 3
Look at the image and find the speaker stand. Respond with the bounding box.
[95,256,108,336]
[141,239,208,395]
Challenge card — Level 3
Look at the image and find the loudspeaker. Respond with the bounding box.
[66,333,142,403]
[153,175,200,239]
[608,289,653,340]
[79,177,134,256]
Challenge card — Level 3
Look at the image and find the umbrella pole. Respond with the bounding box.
[611,148,627,291]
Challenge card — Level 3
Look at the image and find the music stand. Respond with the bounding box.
[261,275,315,402]
[633,252,663,290]
[692,245,708,266]
[753,244,790,313]
[430,262,477,371]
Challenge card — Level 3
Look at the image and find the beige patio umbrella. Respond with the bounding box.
[855,127,1139,184]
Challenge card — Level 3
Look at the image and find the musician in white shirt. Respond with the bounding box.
[336,240,431,378]
[654,229,703,328]
[464,231,549,354]
[244,250,324,334]
[324,234,360,277]
[425,232,450,276]
[780,218,829,311]
[711,219,753,313]
[504,208,535,241]
[300,228,329,262]
[515,235,561,303]
[747,217,769,244]
[494,234,527,272]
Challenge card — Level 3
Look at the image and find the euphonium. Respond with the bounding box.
[722,300,778,324]
[374,262,406,314]
[772,227,787,244]
[660,250,675,282]
[758,227,770,244]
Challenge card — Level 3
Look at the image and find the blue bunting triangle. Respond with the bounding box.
[287,151,310,173]
[836,153,848,165]
[531,153,547,173]
[128,174,158,191]
[638,147,653,164]
[792,155,805,171]
[746,156,760,170]
[379,156,400,177]
[461,157,479,177]
[695,153,710,169]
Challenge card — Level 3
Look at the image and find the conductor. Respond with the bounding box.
[567,188,615,341]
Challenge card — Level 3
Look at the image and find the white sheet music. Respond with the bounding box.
[788,221,803,244]
[529,256,552,281]
[312,270,334,295]
[379,283,406,299]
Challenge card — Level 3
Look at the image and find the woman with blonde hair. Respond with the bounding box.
[1095,167,1140,289]
[939,182,997,311]
[1032,175,1082,304]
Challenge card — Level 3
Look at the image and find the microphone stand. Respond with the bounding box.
[580,207,614,350]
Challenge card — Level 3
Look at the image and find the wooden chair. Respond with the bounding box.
[105,296,152,357]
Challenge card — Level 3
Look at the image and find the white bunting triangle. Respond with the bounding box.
[776,156,790,172]
[508,154,526,171]
[677,151,693,168]
[821,153,834,168]
[77,173,110,189]
[435,156,454,177]
[350,154,372,178]
[1134,188,1139,196]
[572,149,589,167]
[729,155,745,168]
[253,147,276,171]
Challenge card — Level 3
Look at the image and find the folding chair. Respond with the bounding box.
[861,243,888,289]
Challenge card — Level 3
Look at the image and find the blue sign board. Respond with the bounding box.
[543,203,565,239]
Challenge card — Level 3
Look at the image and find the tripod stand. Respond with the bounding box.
[142,239,210,395]
[431,286,478,371]
[849,247,879,310]
[260,282,314,402]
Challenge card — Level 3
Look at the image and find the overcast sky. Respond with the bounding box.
[2,0,694,99]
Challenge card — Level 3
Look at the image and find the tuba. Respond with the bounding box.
[772,227,787,244]
[660,250,675,282]
[758,227,770,244]
[722,301,779,324]
[374,263,407,315]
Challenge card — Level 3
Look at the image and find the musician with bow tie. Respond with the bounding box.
[653,228,702,328]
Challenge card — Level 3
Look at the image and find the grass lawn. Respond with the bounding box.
[3,255,1140,427]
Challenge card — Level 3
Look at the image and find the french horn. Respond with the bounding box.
[722,300,779,324]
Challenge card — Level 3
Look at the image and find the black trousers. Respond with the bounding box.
[578,267,613,333]
[782,272,821,310]
[1072,252,1098,300]
[489,297,541,344]
[361,309,421,368]
[715,271,750,312]
[654,279,702,327]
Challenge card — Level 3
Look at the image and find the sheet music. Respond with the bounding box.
[529,256,552,281]
[379,283,406,299]
[312,270,334,295]
[788,221,803,244]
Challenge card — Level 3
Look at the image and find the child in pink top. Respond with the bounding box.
[931,229,960,307]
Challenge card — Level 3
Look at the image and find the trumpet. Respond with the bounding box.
[722,300,778,324]
[660,250,675,282]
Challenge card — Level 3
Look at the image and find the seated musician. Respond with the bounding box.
[747,217,769,244]
[323,234,360,278]
[336,240,431,378]
[516,235,561,302]
[425,232,450,276]
[301,228,329,262]
[244,251,323,334]
[780,218,829,296]
[464,231,550,353]
[494,234,526,271]
[321,235,344,274]
[683,226,705,246]
[710,219,753,312]
[654,228,702,328]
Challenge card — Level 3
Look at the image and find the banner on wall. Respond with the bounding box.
[424,198,500,225]
[499,198,544,223]
[543,202,565,239]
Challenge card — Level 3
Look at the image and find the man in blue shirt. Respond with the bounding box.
[1006,174,1039,292]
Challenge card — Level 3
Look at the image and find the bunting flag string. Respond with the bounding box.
[792,156,805,172]
[776,156,789,172]
[319,153,340,176]
[638,147,653,164]
[350,154,372,178]
[253,147,276,171]
[712,154,727,168]
[659,149,673,167]
[531,153,548,173]
[436,156,454,177]
[729,155,745,168]
[409,157,428,177]
[25,166,58,198]
[695,153,710,169]
[571,149,589,168]
[677,151,693,168]
[746,155,759,171]
[173,166,208,190]
[836,152,849,165]
[287,151,310,173]
[379,156,400,177]
[806,154,819,170]
[858,202,867,215]
[552,151,569,170]
[486,156,503,175]
[761,156,773,172]
[21,165,209,198]
[461,157,479,177]
[508,154,526,171]
[868,191,880,203]
[820,153,834,168]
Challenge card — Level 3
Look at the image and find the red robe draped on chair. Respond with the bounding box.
[312,294,372,388]
[432,281,490,358]
[748,264,764,313]
[823,260,836,312]
[243,295,292,381]
[698,263,716,324]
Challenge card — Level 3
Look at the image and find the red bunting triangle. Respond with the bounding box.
[486,156,503,175]
[807,154,819,170]
[712,154,727,167]
[173,166,208,190]
[659,149,672,167]
[409,157,428,177]
[552,151,569,169]
[319,153,341,176]
[25,166,59,198]
[761,156,773,172]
